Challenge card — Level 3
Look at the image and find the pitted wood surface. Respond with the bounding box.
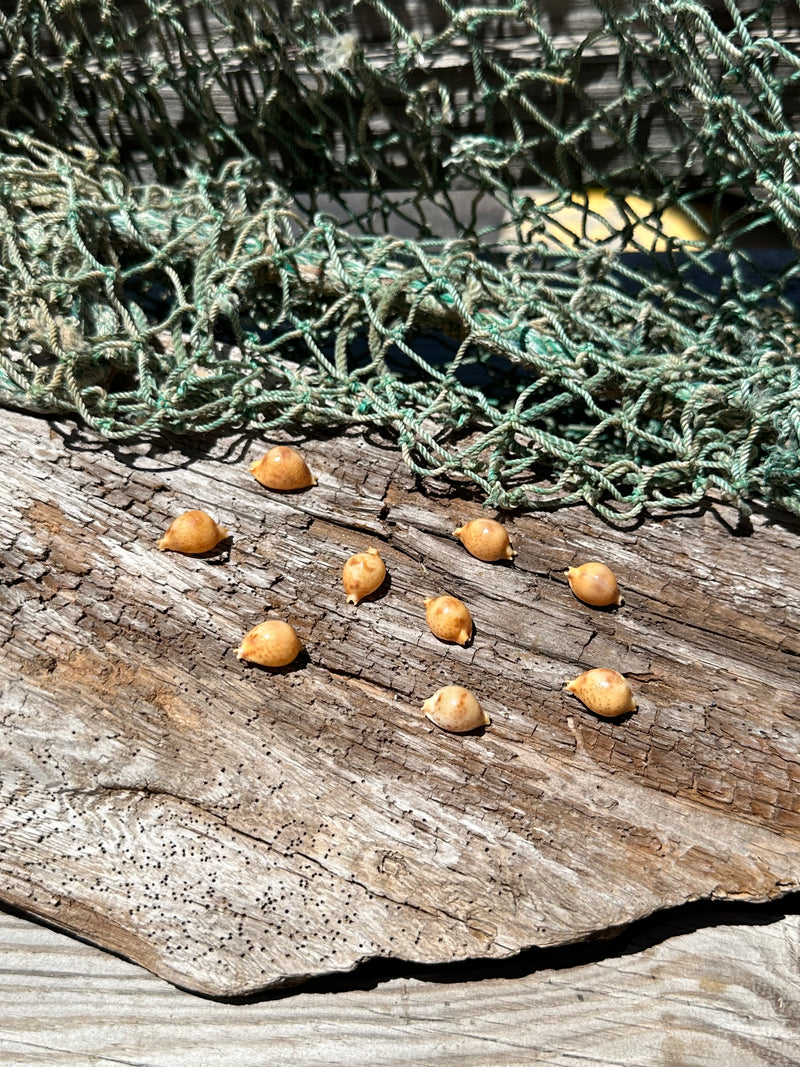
[1,408,799,996]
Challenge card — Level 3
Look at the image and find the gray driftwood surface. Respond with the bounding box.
[3,903,800,1066]
[2,407,800,997]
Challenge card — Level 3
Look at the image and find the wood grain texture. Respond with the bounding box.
[3,903,800,1066]
[2,408,800,996]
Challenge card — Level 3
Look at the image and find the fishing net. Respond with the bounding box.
[1,0,799,517]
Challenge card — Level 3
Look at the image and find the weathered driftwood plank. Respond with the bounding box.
[1,407,800,996]
[3,903,800,1067]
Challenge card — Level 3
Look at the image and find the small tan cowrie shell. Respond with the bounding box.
[422,685,489,733]
[566,561,622,607]
[157,510,228,554]
[564,668,635,718]
[235,620,303,668]
[343,547,386,605]
[453,518,515,562]
[424,595,473,645]
[249,446,316,491]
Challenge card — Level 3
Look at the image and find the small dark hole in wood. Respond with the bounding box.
[154,892,800,1004]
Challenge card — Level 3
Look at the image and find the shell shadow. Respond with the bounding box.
[198,535,233,564]
[250,481,317,497]
[435,630,474,650]
[349,571,392,605]
[236,648,310,676]
[156,536,232,564]
[573,597,622,615]
[590,706,638,725]
[424,715,489,738]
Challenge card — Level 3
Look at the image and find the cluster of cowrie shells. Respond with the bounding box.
[155,445,317,670]
[155,443,636,729]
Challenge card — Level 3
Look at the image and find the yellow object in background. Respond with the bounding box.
[506,187,708,252]
[583,187,706,249]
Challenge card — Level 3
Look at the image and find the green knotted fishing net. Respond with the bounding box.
[0,0,798,517]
